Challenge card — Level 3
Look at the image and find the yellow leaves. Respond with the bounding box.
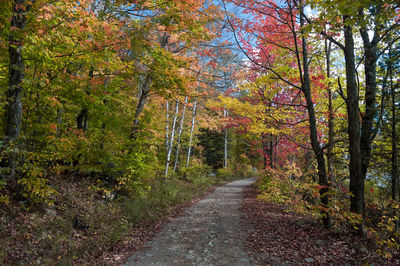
[210,93,293,137]
[0,194,9,206]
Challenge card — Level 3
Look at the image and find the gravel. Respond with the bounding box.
[125,178,257,266]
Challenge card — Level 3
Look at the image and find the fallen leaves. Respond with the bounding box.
[240,185,399,265]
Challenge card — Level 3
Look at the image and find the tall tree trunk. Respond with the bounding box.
[269,135,274,168]
[77,108,88,132]
[186,98,197,168]
[385,48,399,231]
[100,77,109,150]
[261,98,274,169]
[325,39,335,185]
[224,108,228,169]
[343,16,364,232]
[133,77,150,127]
[130,76,150,139]
[273,135,278,167]
[3,0,29,181]
[131,33,169,139]
[359,17,379,180]
[76,67,94,133]
[73,107,88,167]
[74,67,94,166]
[261,134,267,169]
[174,96,188,171]
[165,100,179,177]
[165,100,170,150]
[57,109,63,136]
[390,60,399,203]
[299,6,331,228]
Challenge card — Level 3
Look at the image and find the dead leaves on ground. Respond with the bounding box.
[240,185,399,265]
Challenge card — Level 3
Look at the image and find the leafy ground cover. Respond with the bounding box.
[0,171,241,265]
[241,184,400,265]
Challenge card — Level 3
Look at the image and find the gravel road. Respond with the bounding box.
[125,178,257,266]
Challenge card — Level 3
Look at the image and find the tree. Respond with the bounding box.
[308,0,400,233]
[2,0,30,182]
[226,0,333,228]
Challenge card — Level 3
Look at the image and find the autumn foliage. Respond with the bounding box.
[0,0,400,263]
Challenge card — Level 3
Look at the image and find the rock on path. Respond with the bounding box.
[126,178,257,266]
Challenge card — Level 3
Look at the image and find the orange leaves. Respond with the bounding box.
[47,96,61,108]
[49,123,57,133]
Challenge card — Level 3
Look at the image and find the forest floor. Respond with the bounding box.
[241,184,400,265]
[0,173,240,265]
[3,177,399,265]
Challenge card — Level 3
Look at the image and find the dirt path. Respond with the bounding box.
[125,178,257,266]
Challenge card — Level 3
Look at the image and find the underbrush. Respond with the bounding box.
[256,164,400,261]
[123,178,209,226]
[0,163,248,264]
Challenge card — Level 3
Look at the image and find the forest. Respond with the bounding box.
[0,0,399,264]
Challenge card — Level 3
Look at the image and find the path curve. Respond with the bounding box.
[126,178,257,266]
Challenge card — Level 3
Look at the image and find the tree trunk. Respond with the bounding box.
[165,100,179,177]
[73,106,88,167]
[224,108,228,169]
[186,98,197,168]
[261,134,267,169]
[76,67,94,134]
[3,0,29,181]
[57,108,63,137]
[130,76,150,139]
[343,16,364,232]
[359,20,379,180]
[77,108,88,132]
[100,77,109,150]
[134,77,150,127]
[165,100,170,150]
[300,6,331,228]
[131,33,169,139]
[174,96,188,171]
[390,61,399,203]
[325,39,335,185]
[261,98,274,169]
[269,135,274,168]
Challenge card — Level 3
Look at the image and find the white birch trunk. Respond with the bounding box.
[186,98,197,168]
[174,96,188,171]
[165,100,179,177]
[165,100,170,150]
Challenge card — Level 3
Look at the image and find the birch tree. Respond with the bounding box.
[165,100,179,177]
[165,100,170,150]
[174,96,188,171]
[224,108,229,168]
[186,98,197,168]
